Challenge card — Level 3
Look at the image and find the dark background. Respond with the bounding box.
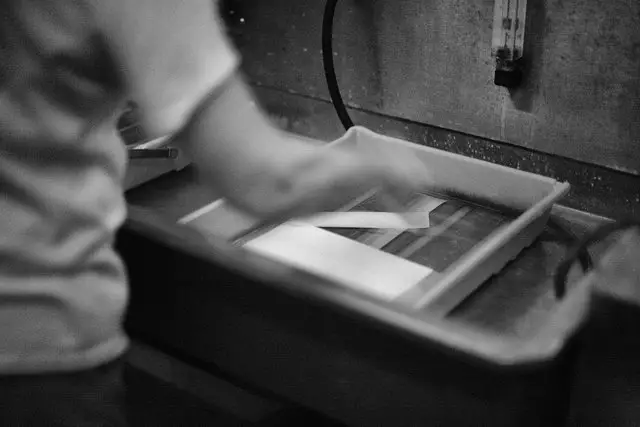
[217,0,640,219]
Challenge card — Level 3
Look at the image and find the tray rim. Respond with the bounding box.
[128,205,590,369]
[325,126,571,314]
[166,126,583,367]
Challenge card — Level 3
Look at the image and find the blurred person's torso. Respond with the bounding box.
[0,0,129,373]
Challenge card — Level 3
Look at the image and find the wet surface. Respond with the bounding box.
[324,196,513,273]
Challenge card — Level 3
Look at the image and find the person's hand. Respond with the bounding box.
[181,73,434,223]
[360,141,434,206]
[342,143,435,229]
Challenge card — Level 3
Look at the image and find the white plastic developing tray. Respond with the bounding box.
[181,127,570,316]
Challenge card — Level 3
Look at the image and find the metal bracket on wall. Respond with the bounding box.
[492,0,528,88]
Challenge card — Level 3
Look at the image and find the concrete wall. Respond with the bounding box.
[222,0,640,175]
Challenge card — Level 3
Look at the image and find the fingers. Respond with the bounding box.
[366,143,434,192]
[360,143,434,232]
[376,190,431,232]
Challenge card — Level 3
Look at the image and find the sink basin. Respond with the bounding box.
[122,153,611,427]
[122,123,617,427]
[119,198,588,427]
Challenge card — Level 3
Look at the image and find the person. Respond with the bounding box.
[0,0,432,425]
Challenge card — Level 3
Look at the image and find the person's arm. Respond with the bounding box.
[176,73,400,221]
[91,0,431,221]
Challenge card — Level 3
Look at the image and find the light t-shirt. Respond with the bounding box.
[0,0,238,374]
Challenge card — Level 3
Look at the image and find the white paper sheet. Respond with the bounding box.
[300,196,445,229]
[244,222,433,300]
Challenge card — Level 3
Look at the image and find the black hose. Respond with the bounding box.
[322,0,354,130]
[544,218,593,271]
[553,219,640,298]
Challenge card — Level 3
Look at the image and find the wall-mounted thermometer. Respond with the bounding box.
[492,0,528,88]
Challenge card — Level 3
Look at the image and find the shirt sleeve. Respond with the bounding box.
[88,0,239,137]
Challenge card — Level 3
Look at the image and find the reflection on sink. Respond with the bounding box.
[178,200,260,241]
